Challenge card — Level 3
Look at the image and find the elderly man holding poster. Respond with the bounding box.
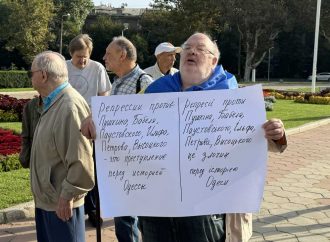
[81,33,286,242]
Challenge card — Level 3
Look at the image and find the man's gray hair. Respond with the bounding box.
[34,51,68,82]
[112,36,137,62]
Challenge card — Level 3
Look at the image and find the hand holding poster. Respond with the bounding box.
[91,84,267,217]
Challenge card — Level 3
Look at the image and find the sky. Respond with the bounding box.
[93,0,153,8]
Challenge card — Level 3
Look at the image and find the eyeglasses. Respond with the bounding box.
[27,70,42,78]
[181,44,214,56]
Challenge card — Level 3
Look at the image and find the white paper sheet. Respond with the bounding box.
[91,84,268,217]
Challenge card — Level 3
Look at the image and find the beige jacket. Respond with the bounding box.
[30,86,94,211]
[143,63,178,80]
[225,138,287,242]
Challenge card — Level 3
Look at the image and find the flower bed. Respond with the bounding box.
[0,94,30,121]
[0,128,22,172]
[263,89,276,111]
[0,128,21,156]
[263,88,330,105]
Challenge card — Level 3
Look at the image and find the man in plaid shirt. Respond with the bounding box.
[102,36,153,242]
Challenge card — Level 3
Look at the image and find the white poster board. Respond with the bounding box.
[91,84,268,217]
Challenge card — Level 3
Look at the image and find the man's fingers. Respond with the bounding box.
[56,207,65,221]
[63,207,72,221]
[263,118,285,140]
[56,206,68,221]
[56,197,73,221]
[81,115,96,140]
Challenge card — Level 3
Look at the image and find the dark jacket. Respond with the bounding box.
[19,96,43,168]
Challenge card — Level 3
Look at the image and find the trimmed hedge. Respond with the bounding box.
[0,71,31,88]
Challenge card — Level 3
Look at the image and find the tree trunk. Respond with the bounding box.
[244,52,253,82]
[243,51,268,82]
[244,65,252,82]
[242,28,269,82]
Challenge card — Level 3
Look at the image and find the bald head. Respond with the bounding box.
[111,36,137,62]
[103,36,138,77]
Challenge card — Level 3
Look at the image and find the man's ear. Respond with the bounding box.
[212,56,218,67]
[41,70,47,82]
[120,50,127,62]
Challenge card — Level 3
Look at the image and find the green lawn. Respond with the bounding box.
[285,87,322,92]
[0,87,33,92]
[0,99,329,209]
[0,122,22,134]
[0,169,32,209]
[267,100,330,129]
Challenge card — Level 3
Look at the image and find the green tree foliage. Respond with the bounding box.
[140,9,181,66]
[141,10,178,47]
[143,0,221,45]
[51,0,94,56]
[217,0,288,81]
[142,0,306,81]
[53,0,93,30]
[82,15,122,62]
[0,2,10,28]
[0,0,94,64]
[277,28,314,78]
[140,0,223,68]
[1,0,54,64]
[1,0,330,79]
[83,15,150,67]
[321,0,330,42]
[279,0,330,77]
[130,33,150,68]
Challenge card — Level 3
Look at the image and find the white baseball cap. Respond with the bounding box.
[154,42,182,56]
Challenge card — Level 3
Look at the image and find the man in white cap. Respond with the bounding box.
[144,42,181,80]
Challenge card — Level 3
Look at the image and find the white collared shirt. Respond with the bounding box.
[144,63,178,81]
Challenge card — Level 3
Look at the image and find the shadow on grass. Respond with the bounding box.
[283,116,330,122]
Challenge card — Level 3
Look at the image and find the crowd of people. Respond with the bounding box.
[20,32,287,242]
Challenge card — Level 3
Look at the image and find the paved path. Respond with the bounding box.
[0,121,329,241]
[251,121,330,242]
[0,218,118,242]
[0,91,38,100]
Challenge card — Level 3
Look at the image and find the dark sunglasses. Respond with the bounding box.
[27,70,41,78]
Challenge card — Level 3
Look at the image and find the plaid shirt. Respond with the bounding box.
[111,64,153,95]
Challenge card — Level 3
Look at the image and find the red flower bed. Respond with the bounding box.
[0,128,21,155]
[263,90,271,97]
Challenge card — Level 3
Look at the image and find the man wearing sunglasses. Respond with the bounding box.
[28,51,94,242]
